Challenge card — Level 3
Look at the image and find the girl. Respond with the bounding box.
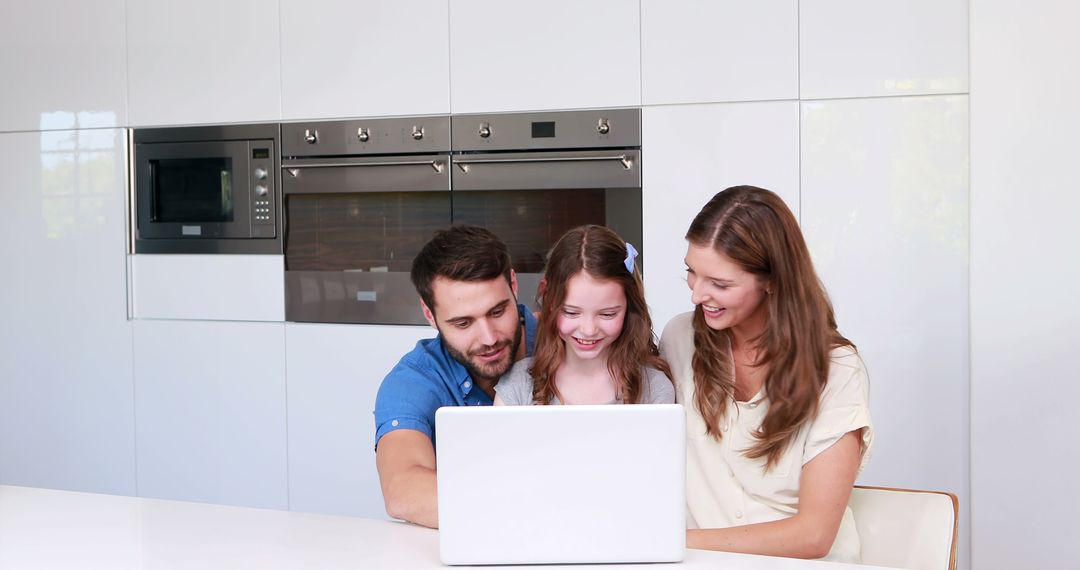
[660,186,873,562]
[495,225,672,405]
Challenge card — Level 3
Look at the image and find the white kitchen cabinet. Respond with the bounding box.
[281,0,450,120]
[800,95,969,493]
[800,0,968,100]
[285,322,434,517]
[127,0,281,126]
[641,102,800,331]
[131,255,285,322]
[641,0,797,105]
[449,0,640,113]
[0,0,126,133]
[0,129,135,494]
[133,320,288,509]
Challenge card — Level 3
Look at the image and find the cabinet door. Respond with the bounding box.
[127,0,281,126]
[134,320,288,509]
[0,130,135,494]
[285,322,434,517]
[449,0,640,113]
[0,0,126,132]
[641,0,797,105]
[800,0,967,99]
[131,254,285,322]
[281,0,450,120]
[642,102,799,330]
[800,95,969,494]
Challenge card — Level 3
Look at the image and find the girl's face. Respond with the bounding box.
[684,243,768,333]
[556,272,627,363]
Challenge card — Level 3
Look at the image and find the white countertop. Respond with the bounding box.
[0,485,893,569]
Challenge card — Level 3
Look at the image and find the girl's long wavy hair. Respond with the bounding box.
[529,225,671,404]
[687,186,853,470]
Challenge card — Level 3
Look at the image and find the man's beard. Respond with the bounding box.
[444,316,524,384]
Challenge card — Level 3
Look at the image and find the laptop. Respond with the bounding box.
[435,404,686,565]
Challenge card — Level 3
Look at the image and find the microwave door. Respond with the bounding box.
[136,141,254,240]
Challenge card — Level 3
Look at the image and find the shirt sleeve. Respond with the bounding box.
[644,367,676,404]
[373,359,444,450]
[802,349,874,474]
[494,358,534,405]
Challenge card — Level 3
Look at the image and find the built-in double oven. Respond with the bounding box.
[130,109,642,325]
[280,109,643,325]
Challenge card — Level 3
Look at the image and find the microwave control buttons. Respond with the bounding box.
[478,123,491,138]
[598,118,610,135]
[254,167,268,180]
[304,129,318,144]
[357,128,370,142]
[412,126,424,141]
[255,185,269,197]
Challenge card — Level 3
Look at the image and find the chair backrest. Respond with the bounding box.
[848,485,959,570]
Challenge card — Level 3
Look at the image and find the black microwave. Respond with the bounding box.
[132,124,281,254]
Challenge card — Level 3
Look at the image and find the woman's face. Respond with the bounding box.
[684,243,768,333]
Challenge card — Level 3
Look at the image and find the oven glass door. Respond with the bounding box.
[282,155,450,325]
[136,141,255,239]
[450,150,642,310]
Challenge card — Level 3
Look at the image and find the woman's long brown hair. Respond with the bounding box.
[687,186,853,470]
[529,225,671,404]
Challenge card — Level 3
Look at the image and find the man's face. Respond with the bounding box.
[421,273,522,384]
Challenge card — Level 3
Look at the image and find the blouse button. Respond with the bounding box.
[721,423,729,432]
[735,509,743,519]
[748,402,758,409]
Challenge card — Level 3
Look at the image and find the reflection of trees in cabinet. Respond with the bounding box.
[285,192,451,272]
[453,189,606,274]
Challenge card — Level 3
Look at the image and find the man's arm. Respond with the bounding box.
[376,428,439,528]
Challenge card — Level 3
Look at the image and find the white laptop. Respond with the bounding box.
[435,404,685,565]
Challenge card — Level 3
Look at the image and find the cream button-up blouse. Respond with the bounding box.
[659,312,873,563]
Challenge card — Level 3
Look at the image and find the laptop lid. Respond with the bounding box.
[435,404,685,565]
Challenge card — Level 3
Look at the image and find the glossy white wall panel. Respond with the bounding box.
[0,0,126,132]
[0,130,135,494]
[127,0,281,126]
[131,255,284,322]
[133,320,287,509]
[281,0,450,120]
[449,0,640,113]
[642,102,799,332]
[800,95,969,558]
[800,0,968,99]
[971,2,1080,567]
[641,0,797,105]
[285,323,435,517]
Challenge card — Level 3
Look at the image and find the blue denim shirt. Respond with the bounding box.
[373,304,537,450]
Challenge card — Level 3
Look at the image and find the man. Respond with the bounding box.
[373,225,538,528]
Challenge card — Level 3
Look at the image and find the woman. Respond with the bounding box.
[659,186,873,562]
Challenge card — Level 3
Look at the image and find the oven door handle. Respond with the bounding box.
[281,159,445,175]
[452,154,633,173]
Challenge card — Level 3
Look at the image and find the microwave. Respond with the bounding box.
[132,124,281,254]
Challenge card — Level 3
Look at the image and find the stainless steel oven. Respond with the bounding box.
[280,109,641,326]
[281,117,451,325]
[132,124,281,254]
[450,108,642,310]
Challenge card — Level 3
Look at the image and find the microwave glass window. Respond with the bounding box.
[151,158,234,223]
[452,189,606,274]
[285,192,452,272]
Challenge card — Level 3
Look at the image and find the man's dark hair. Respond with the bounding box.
[410,225,513,314]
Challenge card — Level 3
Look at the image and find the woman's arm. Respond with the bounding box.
[687,429,862,559]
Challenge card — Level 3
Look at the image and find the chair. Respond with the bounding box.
[847,485,959,570]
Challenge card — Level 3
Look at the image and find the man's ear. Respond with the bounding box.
[536,277,547,303]
[509,269,519,297]
[420,299,437,329]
